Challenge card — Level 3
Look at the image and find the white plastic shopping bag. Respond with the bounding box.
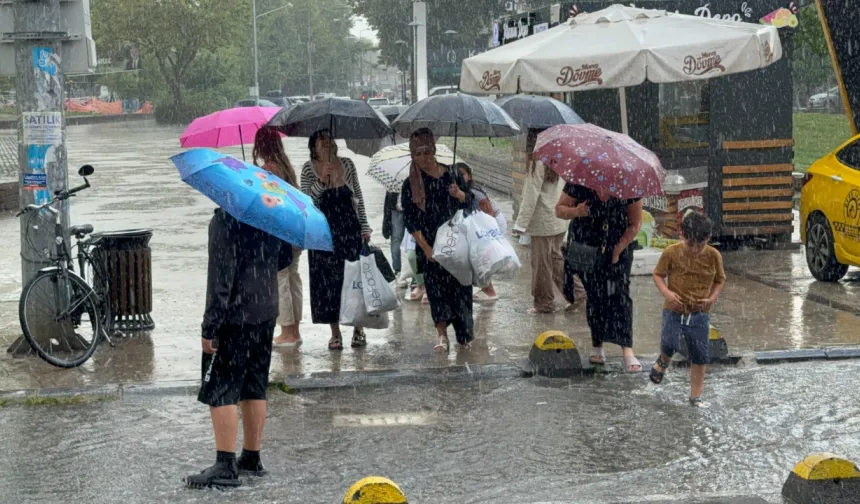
[465,211,521,288]
[432,210,472,286]
[360,254,399,314]
[339,260,390,329]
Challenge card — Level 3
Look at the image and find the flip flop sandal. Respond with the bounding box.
[589,347,606,365]
[433,336,450,353]
[689,397,709,408]
[421,294,429,304]
[328,337,343,351]
[473,291,498,302]
[650,357,670,384]
[351,328,367,348]
[624,354,642,373]
[528,307,554,314]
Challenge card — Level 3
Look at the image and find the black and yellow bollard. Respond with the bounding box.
[342,477,407,504]
[782,453,860,504]
[680,325,736,364]
[524,330,583,378]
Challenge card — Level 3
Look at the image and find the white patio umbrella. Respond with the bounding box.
[460,4,783,134]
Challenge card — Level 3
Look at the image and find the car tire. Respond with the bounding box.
[806,213,849,282]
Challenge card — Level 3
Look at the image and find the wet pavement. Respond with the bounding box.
[2,122,860,392]
[2,359,860,503]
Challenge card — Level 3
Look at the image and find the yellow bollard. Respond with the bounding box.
[782,453,860,504]
[342,477,407,504]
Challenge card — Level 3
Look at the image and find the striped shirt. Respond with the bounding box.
[301,157,371,235]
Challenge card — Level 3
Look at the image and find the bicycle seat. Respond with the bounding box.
[71,224,94,236]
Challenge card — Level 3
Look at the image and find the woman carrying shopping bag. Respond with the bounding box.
[301,129,371,351]
[253,127,304,346]
[401,129,474,352]
[514,155,586,314]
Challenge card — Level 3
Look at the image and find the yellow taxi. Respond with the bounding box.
[800,133,860,281]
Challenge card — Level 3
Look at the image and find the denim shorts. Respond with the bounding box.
[661,309,711,365]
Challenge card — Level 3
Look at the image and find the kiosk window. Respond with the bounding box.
[836,139,860,171]
[659,81,710,149]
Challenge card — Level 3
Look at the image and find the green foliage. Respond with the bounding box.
[350,0,504,72]
[792,5,836,99]
[93,0,250,119]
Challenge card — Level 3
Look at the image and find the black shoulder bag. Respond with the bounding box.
[565,221,609,274]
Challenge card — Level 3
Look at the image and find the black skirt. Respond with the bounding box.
[308,186,362,324]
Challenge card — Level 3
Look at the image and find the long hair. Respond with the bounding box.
[452,162,475,189]
[253,127,297,187]
[528,127,558,185]
[308,129,338,162]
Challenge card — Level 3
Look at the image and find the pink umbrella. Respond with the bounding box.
[179,106,283,160]
[534,123,665,200]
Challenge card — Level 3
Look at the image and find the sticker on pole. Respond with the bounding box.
[32,47,58,76]
[23,112,63,145]
[22,173,47,190]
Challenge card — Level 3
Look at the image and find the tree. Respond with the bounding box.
[792,5,836,103]
[350,0,505,73]
[93,0,249,106]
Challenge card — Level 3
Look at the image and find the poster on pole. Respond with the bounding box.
[23,112,63,145]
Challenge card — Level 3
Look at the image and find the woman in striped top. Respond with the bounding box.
[301,129,372,351]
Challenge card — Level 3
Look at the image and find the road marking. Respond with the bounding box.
[333,413,435,427]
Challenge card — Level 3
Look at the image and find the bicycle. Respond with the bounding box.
[17,164,114,368]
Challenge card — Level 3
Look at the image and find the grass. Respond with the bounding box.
[267,381,296,395]
[793,112,853,172]
[0,394,118,407]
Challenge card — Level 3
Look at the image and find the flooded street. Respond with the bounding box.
[2,359,859,503]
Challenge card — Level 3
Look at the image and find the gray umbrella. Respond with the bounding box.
[494,95,585,130]
[378,105,408,122]
[266,98,392,139]
[390,94,521,139]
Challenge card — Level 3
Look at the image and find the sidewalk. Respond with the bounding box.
[2,122,860,393]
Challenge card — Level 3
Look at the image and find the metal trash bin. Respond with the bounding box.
[92,229,155,333]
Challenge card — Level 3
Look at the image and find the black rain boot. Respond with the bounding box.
[184,452,241,489]
[237,449,267,477]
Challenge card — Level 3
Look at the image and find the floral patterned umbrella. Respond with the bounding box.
[534,124,665,200]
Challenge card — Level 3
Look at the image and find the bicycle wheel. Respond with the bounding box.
[19,270,102,368]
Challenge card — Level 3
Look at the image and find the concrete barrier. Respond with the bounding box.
[782,453,860,504]
[342,477,407,504]
[522,330,584,378]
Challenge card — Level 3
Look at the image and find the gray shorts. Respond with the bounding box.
[661,309,710,365]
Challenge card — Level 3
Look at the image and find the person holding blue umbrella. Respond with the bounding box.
[171,148,332,488]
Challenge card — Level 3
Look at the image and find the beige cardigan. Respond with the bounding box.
[514,161,568,237]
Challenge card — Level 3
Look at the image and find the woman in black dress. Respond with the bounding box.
[401,128,474,352]
[301,129,372,351]
[556,183,643,372]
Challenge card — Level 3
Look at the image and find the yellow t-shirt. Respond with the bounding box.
[653,243,726,313]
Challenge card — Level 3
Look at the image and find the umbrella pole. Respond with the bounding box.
[619,87,629,136]
[240,125,246,160]
[453,123,458,165]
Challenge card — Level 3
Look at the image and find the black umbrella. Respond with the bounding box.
[494,95,585,130]
[378,105,408,122]
[267,98,392,139]
[390,93,521,162]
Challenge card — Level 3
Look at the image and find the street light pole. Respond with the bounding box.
[308,12,313,97]
[252,0,259,97]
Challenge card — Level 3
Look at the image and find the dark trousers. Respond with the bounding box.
[580,250,634,348]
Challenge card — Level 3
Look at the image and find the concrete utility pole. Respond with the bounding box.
[307,12,314,97]
[8,0,70,354]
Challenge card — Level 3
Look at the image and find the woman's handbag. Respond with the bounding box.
[364,242,396,283]
[565,222,609,274]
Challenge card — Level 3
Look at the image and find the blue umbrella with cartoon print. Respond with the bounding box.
[170,148,333,251]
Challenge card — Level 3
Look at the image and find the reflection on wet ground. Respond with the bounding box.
[2,122,860,393]
[2,359,859,503]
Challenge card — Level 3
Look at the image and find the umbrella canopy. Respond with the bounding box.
[266,98,392,139]
[494,95,584,130]
[459,4,782,94]
[378,105,409,122]
[170,148,333,251]
[534,124,665,200]
[390,93,521,138]
[367,143,456,193]
[179,106,283,159]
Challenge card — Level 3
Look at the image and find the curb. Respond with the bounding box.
[0,363,524,400]
[723,264,860,318]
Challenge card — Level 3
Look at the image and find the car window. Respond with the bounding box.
[836,138,860,170]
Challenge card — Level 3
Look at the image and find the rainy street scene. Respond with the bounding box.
[1,0,860,503]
